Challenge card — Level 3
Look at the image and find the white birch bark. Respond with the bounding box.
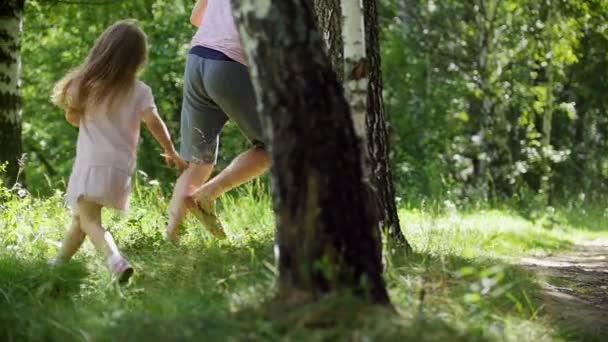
[341,0,369,179]
[0,4,23,124]
[0,1,24,186]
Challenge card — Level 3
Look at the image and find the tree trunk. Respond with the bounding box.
[231,0,390,304]
[0,0,24,187]
[313,0,343,81]
[362,0,409,248]
[469,0,498,200]
[341,0,368,153]
[314,0,409,248]
[540,1,556,205]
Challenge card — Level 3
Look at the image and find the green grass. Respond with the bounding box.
[1,176,607,341]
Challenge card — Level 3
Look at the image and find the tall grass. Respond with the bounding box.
[1,174,606,341]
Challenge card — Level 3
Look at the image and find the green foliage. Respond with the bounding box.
[382,0,608,203]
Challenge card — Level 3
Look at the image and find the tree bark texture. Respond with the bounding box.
[0,0,24,187]
[231,0,390,304]
[313,0,343,81]
[362,0,409,248]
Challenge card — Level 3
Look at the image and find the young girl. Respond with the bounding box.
[50,20,186,283]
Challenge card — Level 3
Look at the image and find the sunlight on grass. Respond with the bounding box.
[1,179,606,341]
[402,209,567,259]
[401,204,607,260]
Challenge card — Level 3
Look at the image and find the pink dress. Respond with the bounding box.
[65,81,157,212]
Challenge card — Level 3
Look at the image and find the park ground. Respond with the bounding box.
[1,178,607,341]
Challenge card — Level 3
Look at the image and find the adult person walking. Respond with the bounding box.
[166,0,269,242]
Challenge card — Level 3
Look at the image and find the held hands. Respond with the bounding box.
[163,148,188,171]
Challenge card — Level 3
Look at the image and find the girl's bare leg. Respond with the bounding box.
[55,215,86,262]
[77,200,121,258]
[78,200,133,282]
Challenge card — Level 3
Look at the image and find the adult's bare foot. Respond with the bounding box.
[186,192,227,239]
[164,220,180,244]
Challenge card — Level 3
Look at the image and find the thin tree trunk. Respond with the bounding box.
[363,0,410,249]
[540,1,555,205]
[231,0,390,304]
[0,0,24,187]
[315,0,409,248]
[470,0,498,199]
[341,0,368,162]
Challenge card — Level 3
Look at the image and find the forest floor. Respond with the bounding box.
[521,239,608,339]
[1,180,607,341]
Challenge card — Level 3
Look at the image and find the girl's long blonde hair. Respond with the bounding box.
[51,20,148,112]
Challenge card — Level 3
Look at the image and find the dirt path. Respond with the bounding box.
[521,239,608,339]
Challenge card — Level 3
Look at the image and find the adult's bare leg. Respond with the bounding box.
[191,146,269,206]
[165,163,214,242]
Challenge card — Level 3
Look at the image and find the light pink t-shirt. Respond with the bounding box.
[74,81,157,171]
[191,0,247,66]
[65,81,157,211]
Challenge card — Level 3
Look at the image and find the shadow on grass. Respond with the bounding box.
[0,254,89,341]
[2,235,598,341]
[105,238,471,341]
[102,237,278,341]
[109,240,497,341]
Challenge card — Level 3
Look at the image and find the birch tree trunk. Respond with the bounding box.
[0,0,24,187]
[315,0,408,247]
[231,0,390,304]
[341,0,368,165]
[362,0,410,248]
